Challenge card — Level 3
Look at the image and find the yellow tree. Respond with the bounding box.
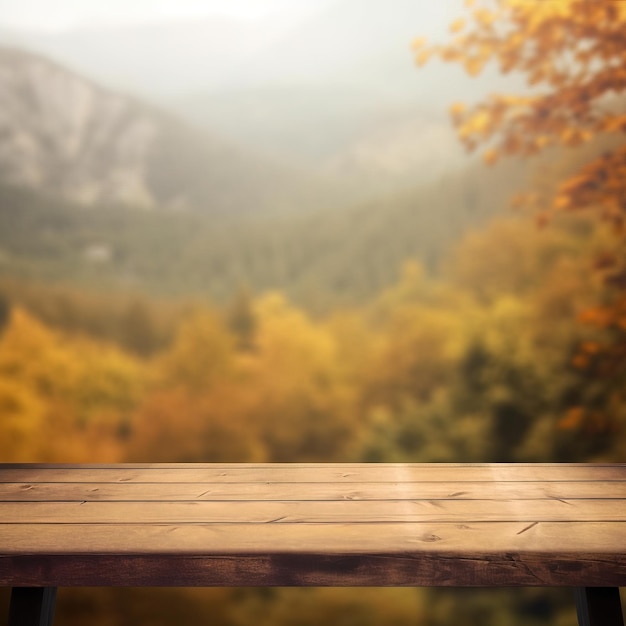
[240,293,356,462]
[415,0,626,437]
[127,309,265,462]
[415,0,626,232]
[0,309,142,461]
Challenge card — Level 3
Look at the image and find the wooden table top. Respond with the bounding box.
[1,463,625,587]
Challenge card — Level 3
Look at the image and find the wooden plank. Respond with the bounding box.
[3,552,626,588]
[1,499,625,524]
[1,464,624,484]
[2,463,622,470]
[0,462,625,469]
[1,521,625,556]
[1,481,625,502]
[1,464,624,590]
[1,523,625,587]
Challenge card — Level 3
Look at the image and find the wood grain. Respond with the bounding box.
[1,481,624,502]
[1,499,625,523]
[0,464,624,588]
[1,464,624,483]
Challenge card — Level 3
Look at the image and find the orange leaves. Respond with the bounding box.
[532,135,551,151]
[463,56,486,76]
[412,0,626,435]
[483,148,498,165]
[413,5,497,77]
[554,147,626,223]
[154,310,234,393]
[0,308,142,462]
[130,386,264,463]
[578,306,612,329]
[498,54,517,75]
[415,49,431,67]
[581,341,601,356]
[594,252,618,272]
[415,0,626,153]
[473,7,496,28]
[534,212,550,229]
[559,127,592,146]
[450,18,466,34]
[411,36,430,66]
[462,109,491,135]
[553,195,571,211]
[509,191,533,212]
[558,407,584,430]
[558,407,615,435]
[449,102,466,119]
[601,115,626,134]
[441,47,463,63]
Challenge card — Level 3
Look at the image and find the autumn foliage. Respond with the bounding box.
[414,0,626,428]
[1,210,623,467]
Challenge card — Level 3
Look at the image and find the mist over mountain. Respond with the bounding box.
[165,0,485,193]
[0,46,158,208]
[0,33,600,307]
[0,4,333,98]
[0,0,541,300]
[0,45,346,213]
[223,0,462,96]
[0,0,517,102]
[0,16,287,98]
[0,0,525,196]
[174,83,468,196]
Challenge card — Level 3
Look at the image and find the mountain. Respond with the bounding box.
[173,86,469,202]
[2,0,524,196]
[0,154,529,308]
[224,0,459,96]
[0,45,163,208]
[316,106,466,195]
[0,46,341,213]
[0,0,514,108]
[168,0,524,194]
[1,124,611,310]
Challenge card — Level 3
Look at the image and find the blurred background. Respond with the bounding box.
[0,0,624,624]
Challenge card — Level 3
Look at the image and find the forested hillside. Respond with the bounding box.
[0,165,508,308]
[0,209,621,625]
[0,132,614,311]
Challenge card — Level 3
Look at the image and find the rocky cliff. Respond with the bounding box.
[0,46,331,214]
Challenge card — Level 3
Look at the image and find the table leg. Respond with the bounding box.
[575,587,624,626]
[8,587,57,626]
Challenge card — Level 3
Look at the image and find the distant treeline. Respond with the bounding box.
[0,154,527,310]
[0,134,614,314]
[1,212,621,465]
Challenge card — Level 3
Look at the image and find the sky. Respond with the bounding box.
[0,0,324,31]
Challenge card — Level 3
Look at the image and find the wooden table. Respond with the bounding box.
[1,463,624,626]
